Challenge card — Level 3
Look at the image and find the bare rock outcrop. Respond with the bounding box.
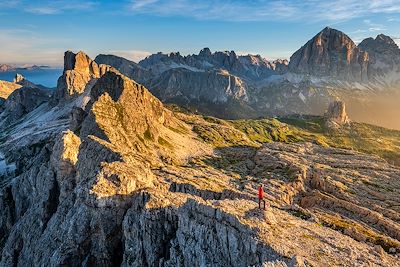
[324,100,350,128]
[0,80,21,100]
[0,86,51,127]
[148,68,249,104]
[53,51,113,103]
[358,34,400,78]
[12,74,38,89]
[253,142,400,255]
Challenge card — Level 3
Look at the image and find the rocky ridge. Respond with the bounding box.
[0,50,399,266]
[0,74,50,121]
[54,51,114,103]
[96,27,400,129]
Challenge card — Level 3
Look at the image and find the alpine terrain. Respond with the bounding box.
[0,47,400,266]
[0,44,399,267]
[96,27,400,130]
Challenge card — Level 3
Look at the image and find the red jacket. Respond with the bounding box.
[258,187,264,199]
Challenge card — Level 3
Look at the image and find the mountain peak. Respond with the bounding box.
[64,50,96,73]
[54,50,114,102]
[359,33,399,54]
[375,34,398,47]
[289,27,368,81]
[199,47,212,57]
[321,26,332,32]
[13,73,25,84]
[314,27,355,47]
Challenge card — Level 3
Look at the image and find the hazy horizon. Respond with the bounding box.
[1,0,400,66]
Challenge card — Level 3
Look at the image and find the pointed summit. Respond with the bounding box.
[359,34,399,51]
[289,27,369,81]
[199,47,212,57]
[376,34,397,46]
[358,34,400,76]
[13,73,38,88]
[53,51,113,103]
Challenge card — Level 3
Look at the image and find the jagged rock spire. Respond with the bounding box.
[53,51,113,103]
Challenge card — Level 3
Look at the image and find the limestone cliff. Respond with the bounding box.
[53,51,113,103]
[358,34,400,79]
[324,100,350,128]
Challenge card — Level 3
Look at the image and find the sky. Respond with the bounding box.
[0,0,400,67]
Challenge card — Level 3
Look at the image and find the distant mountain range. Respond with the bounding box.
[94,27,400,129]
[1,27,399,128]
[0,64,51,72]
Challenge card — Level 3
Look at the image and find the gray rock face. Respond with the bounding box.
[148,68,248,104]
[96,48,285,112]
[289,27,369,82]
[358,34,400,78]
[69,106,87,132]
[122,197,285,267]
[13,74,41,89]
[0,86,51,127]
[94,54,151,84]
[324,100,350,127]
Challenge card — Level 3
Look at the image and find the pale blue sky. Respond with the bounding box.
[0,0,399,66]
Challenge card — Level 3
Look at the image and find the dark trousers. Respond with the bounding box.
[258,198,266,209]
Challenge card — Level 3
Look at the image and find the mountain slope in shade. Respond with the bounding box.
[358,34,400,79]
[94,54,151,84]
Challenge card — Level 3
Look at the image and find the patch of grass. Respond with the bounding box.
[144,128,153,141]
[230,118,302,143]
[281,116,400,164]
[168,124,189,135]
[193,124,254,148]
[288,209,312,220]
[176,109,400,165]
[158,136,173,149]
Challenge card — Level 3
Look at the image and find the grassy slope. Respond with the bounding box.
[279,115,400,166]
[170,103,400,166]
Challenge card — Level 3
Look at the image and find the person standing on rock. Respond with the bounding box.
[258,184,266,210]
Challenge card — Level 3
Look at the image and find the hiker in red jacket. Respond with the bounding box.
[258,184,266,210]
